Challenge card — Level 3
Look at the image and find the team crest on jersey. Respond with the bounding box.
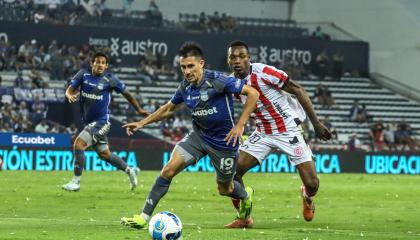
[200,89,209,101]
[97,83,104,90]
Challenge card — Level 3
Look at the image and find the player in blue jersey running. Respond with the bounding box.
[62,52,149,192]
[120,42,260,229]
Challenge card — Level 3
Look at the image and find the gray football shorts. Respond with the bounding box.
[176,131,238,182]
[77,120,110,152]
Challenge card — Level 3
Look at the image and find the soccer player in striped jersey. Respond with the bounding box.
[120,42,260,229]
[225,41,332,228]
[62,52,149,192]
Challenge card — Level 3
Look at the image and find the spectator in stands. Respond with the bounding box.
[358,104,372,122]
[34,9,46,24]
[18,41,30,65]
[0,122,13,133]
[384,124,396,151]
[49,122,61,133]
[332,50,344,79]
[35,119,50,133]
[314,84,335,108]
[312,26,330,40]
[208,11,221,33]
[0,38,7,71]
[17,101,30,119]
[369,121,385,151]
[171,127,184,142]
[173,115,188,135]
[321,116,338,141]
[148,0,159,13]
[123,0,134,14]
[160,118,173,140]
[29,67,45,88]
[348,133,361,151]
[198,12,210,32]
[66,123,79,136]
[143,99,156,113]
[349,100,364,122]
[14,71,25,88]
[395,119,416,151]
[315,49,329,80]
[14,115,33,133]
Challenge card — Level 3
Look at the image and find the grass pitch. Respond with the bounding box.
[0,171,419,240]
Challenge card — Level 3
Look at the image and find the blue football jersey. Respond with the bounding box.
[70,68,126,124]
[171,69,244,151]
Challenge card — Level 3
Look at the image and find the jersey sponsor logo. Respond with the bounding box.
[81,91,103,100]
[191,107,218,116]
[83,73,91,77]
[273,102,291,119]
[187,95,200,101]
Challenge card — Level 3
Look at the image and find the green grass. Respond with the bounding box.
[0,171,419,240]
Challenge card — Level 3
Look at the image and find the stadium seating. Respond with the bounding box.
[2,66,419,149]
[108,68,420,147]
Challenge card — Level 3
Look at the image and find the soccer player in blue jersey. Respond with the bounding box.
[120,42,260,229]
[62,52,149,192]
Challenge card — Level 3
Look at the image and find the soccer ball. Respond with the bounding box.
[148,211,182,240]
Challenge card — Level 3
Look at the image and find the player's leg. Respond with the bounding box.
[206,146,254,228]
[225,151,259,228]
[226,130,272,228]
[96,144,139,190]
[279,126,317,222]
[296,161,318,222]
[62,130,90,191]
[121,132,205,229]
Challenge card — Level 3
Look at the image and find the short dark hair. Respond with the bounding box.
[229,40,249,51]
[91,52,109,64]
[178,42,203,58]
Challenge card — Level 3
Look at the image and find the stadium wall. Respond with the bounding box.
[293,0,420,92]
[0,21,369,75]
[1,144,419,174]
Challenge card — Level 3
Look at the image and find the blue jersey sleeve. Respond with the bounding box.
[69,69,86,89]
[224,76,244,94]
[170,85,184,105]
[109,74,126,93]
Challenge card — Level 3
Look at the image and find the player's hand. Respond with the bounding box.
[66,92,80,103]
[138,110,151,117]
[224,124,245,147]
[313,122,332,141]
[122,121,145,136]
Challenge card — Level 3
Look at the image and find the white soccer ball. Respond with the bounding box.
[148,211,183,240]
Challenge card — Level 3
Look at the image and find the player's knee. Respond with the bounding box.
[161,166,176,180]
[217,184,233,196]
[98,151,111,160]
[73,140,85,150]
[305,177,319,196]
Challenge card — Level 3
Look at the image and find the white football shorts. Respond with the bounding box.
[239,127,313,166]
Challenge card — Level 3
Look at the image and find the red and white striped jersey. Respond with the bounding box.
[236,63,306,134]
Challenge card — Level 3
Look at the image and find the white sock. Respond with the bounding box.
[141,213,150,222]
[72,176,81,183]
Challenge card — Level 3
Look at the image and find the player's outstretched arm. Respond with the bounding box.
[65,86,80,103]
[122,101,176,136]
[225,85,259,146]
[121,90,150,117]
[283,79,332,141]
